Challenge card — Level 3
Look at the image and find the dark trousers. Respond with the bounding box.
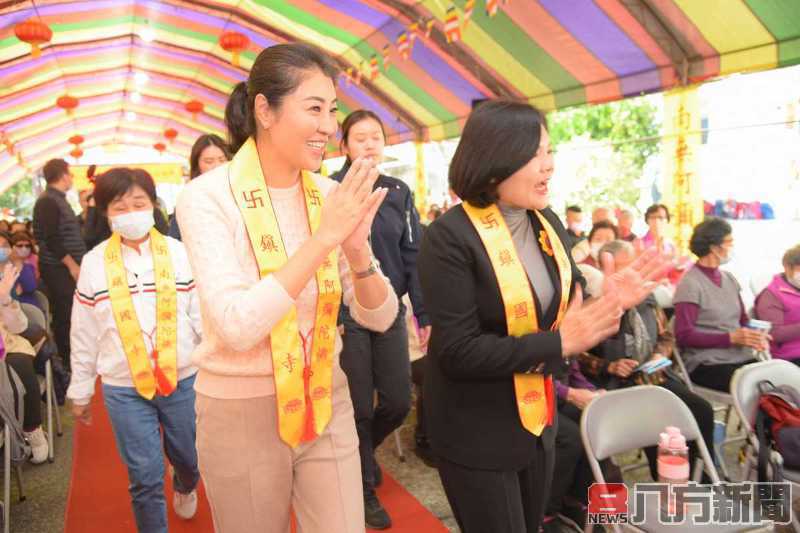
[339,304,411,496]
[6,353,42,431]
[39,263,75,366]
[690,360,757,393]
[438,438,553,533]
[548,404,596,514]
[643,376,716,481]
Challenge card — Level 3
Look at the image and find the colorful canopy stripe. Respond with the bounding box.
[2,0,799,190]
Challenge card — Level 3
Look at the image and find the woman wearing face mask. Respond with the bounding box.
[6,232,40,309]
[177,43,397,533]
[673,218,764,392]
[754,244,800,364]
[418,100,670,533]
[579,220,618,269]
[168,134,232,241]
[68,168,203,533]
[331,110,427,529]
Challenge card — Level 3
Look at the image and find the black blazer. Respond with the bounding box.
[418,204,584,470]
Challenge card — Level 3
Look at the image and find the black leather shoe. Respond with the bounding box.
[364,494,391,530]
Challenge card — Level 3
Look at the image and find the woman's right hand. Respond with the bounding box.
[316,157,383,248]
[560,285,624,357]
[730,328,769,351]
[71,401,92,425]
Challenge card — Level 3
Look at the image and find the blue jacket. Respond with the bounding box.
[332,164,429,327]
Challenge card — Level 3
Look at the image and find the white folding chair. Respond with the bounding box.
[671,344,747,480]
[581,386,771,532]
[20,303,62,463]
[731,360,800,533]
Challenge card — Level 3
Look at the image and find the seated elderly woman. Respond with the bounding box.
[578,240,714,481]
[575,220,618,268]
[754,244,800,363]
[673,218,766,392]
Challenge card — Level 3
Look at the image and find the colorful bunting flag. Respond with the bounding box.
[486,0,499,16]
[424,18,435,39]
[463,0,475,29]
[444,7,461,43]
[355,61,363,85]
[397,32,409,60]
[382,44,391,71]
[370,54,379,80]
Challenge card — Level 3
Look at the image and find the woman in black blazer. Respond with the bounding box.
[418,100,670,533]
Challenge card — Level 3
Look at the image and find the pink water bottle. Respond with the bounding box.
[657,429,690,514]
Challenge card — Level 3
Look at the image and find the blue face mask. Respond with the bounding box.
[0,248,10,263]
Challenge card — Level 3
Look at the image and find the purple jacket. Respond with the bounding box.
[755,274,800,360]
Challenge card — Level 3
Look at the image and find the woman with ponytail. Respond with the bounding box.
[177,43,397,532]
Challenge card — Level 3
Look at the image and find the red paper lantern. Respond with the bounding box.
[57,95,79,116]
[68,134,84,146]
[185,100,204,120]
[219,31,249,67]
[153,142,166,154]
[70,148,83,160]
[164,128,178,141]
[14,19,52,59]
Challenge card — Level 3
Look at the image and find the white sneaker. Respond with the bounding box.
[173,489,197,520]
[24,427,48,464]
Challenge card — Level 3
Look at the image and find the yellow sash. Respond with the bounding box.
[463,203,572,436]
[104,229,178,400]
[229,138,342,448]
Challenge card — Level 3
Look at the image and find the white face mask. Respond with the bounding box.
[109,210,155,240]
[715,246,734,265]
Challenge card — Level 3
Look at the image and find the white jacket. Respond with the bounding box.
[67,235,202,404]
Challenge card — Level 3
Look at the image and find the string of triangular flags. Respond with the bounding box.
[342,0,508,87]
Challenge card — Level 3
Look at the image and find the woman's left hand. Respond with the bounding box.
[0,263,20,303]
[600,247,672,310]
[341,185,387,258]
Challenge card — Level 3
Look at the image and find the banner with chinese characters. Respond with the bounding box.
[661,85,703,256]
[71,163,185,191]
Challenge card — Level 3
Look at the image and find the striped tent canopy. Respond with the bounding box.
[2,0,799,189]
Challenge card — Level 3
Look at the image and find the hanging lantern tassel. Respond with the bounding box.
[397,32,409,60]
[486,0,499,17]
[369,55,379,81]
[424,18,435,39]
[185,100,204,121]
[219,31,249,68]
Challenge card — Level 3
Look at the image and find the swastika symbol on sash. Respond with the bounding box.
[322,258,333,269]
[242,189,265,209]
[162,340,173,349]
[283,354,297,373]
[306,189,322,206]
[480,213,499,230]
[159,268,170,279]
[499,249,514,266]
[260,234,278,253]
[522,390,542,404]
[514,302,528,319]
[108,251,120,262]
[156,244,168,255]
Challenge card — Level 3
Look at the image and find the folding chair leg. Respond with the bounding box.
[13,467,23,503]
[394,428,405,462]
[4,427,10,533]
[45,362,54,462]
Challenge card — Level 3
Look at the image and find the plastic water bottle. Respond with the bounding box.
[658,430,690,515]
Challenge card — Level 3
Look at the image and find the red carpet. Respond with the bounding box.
[65,383,447,532]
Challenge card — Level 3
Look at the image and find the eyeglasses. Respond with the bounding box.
[14,244,31,249]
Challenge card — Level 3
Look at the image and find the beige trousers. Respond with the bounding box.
[196,381,364,533]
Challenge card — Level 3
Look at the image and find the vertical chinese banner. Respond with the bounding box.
[415,141,428,216]
[662,86,703,256]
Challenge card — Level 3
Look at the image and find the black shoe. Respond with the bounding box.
[413,439,438,468]
[364,494,391,530]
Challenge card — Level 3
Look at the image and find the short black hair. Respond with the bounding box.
[645,204,670,223]
[588,220,619,241]
[689,217,731,257]
[449,100,548,208]
[93,168,158,214]
[43,159,69,184]
[566,205,582,215]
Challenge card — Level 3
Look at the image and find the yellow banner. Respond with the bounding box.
[71,164,185,191]
[661,86,703,256]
